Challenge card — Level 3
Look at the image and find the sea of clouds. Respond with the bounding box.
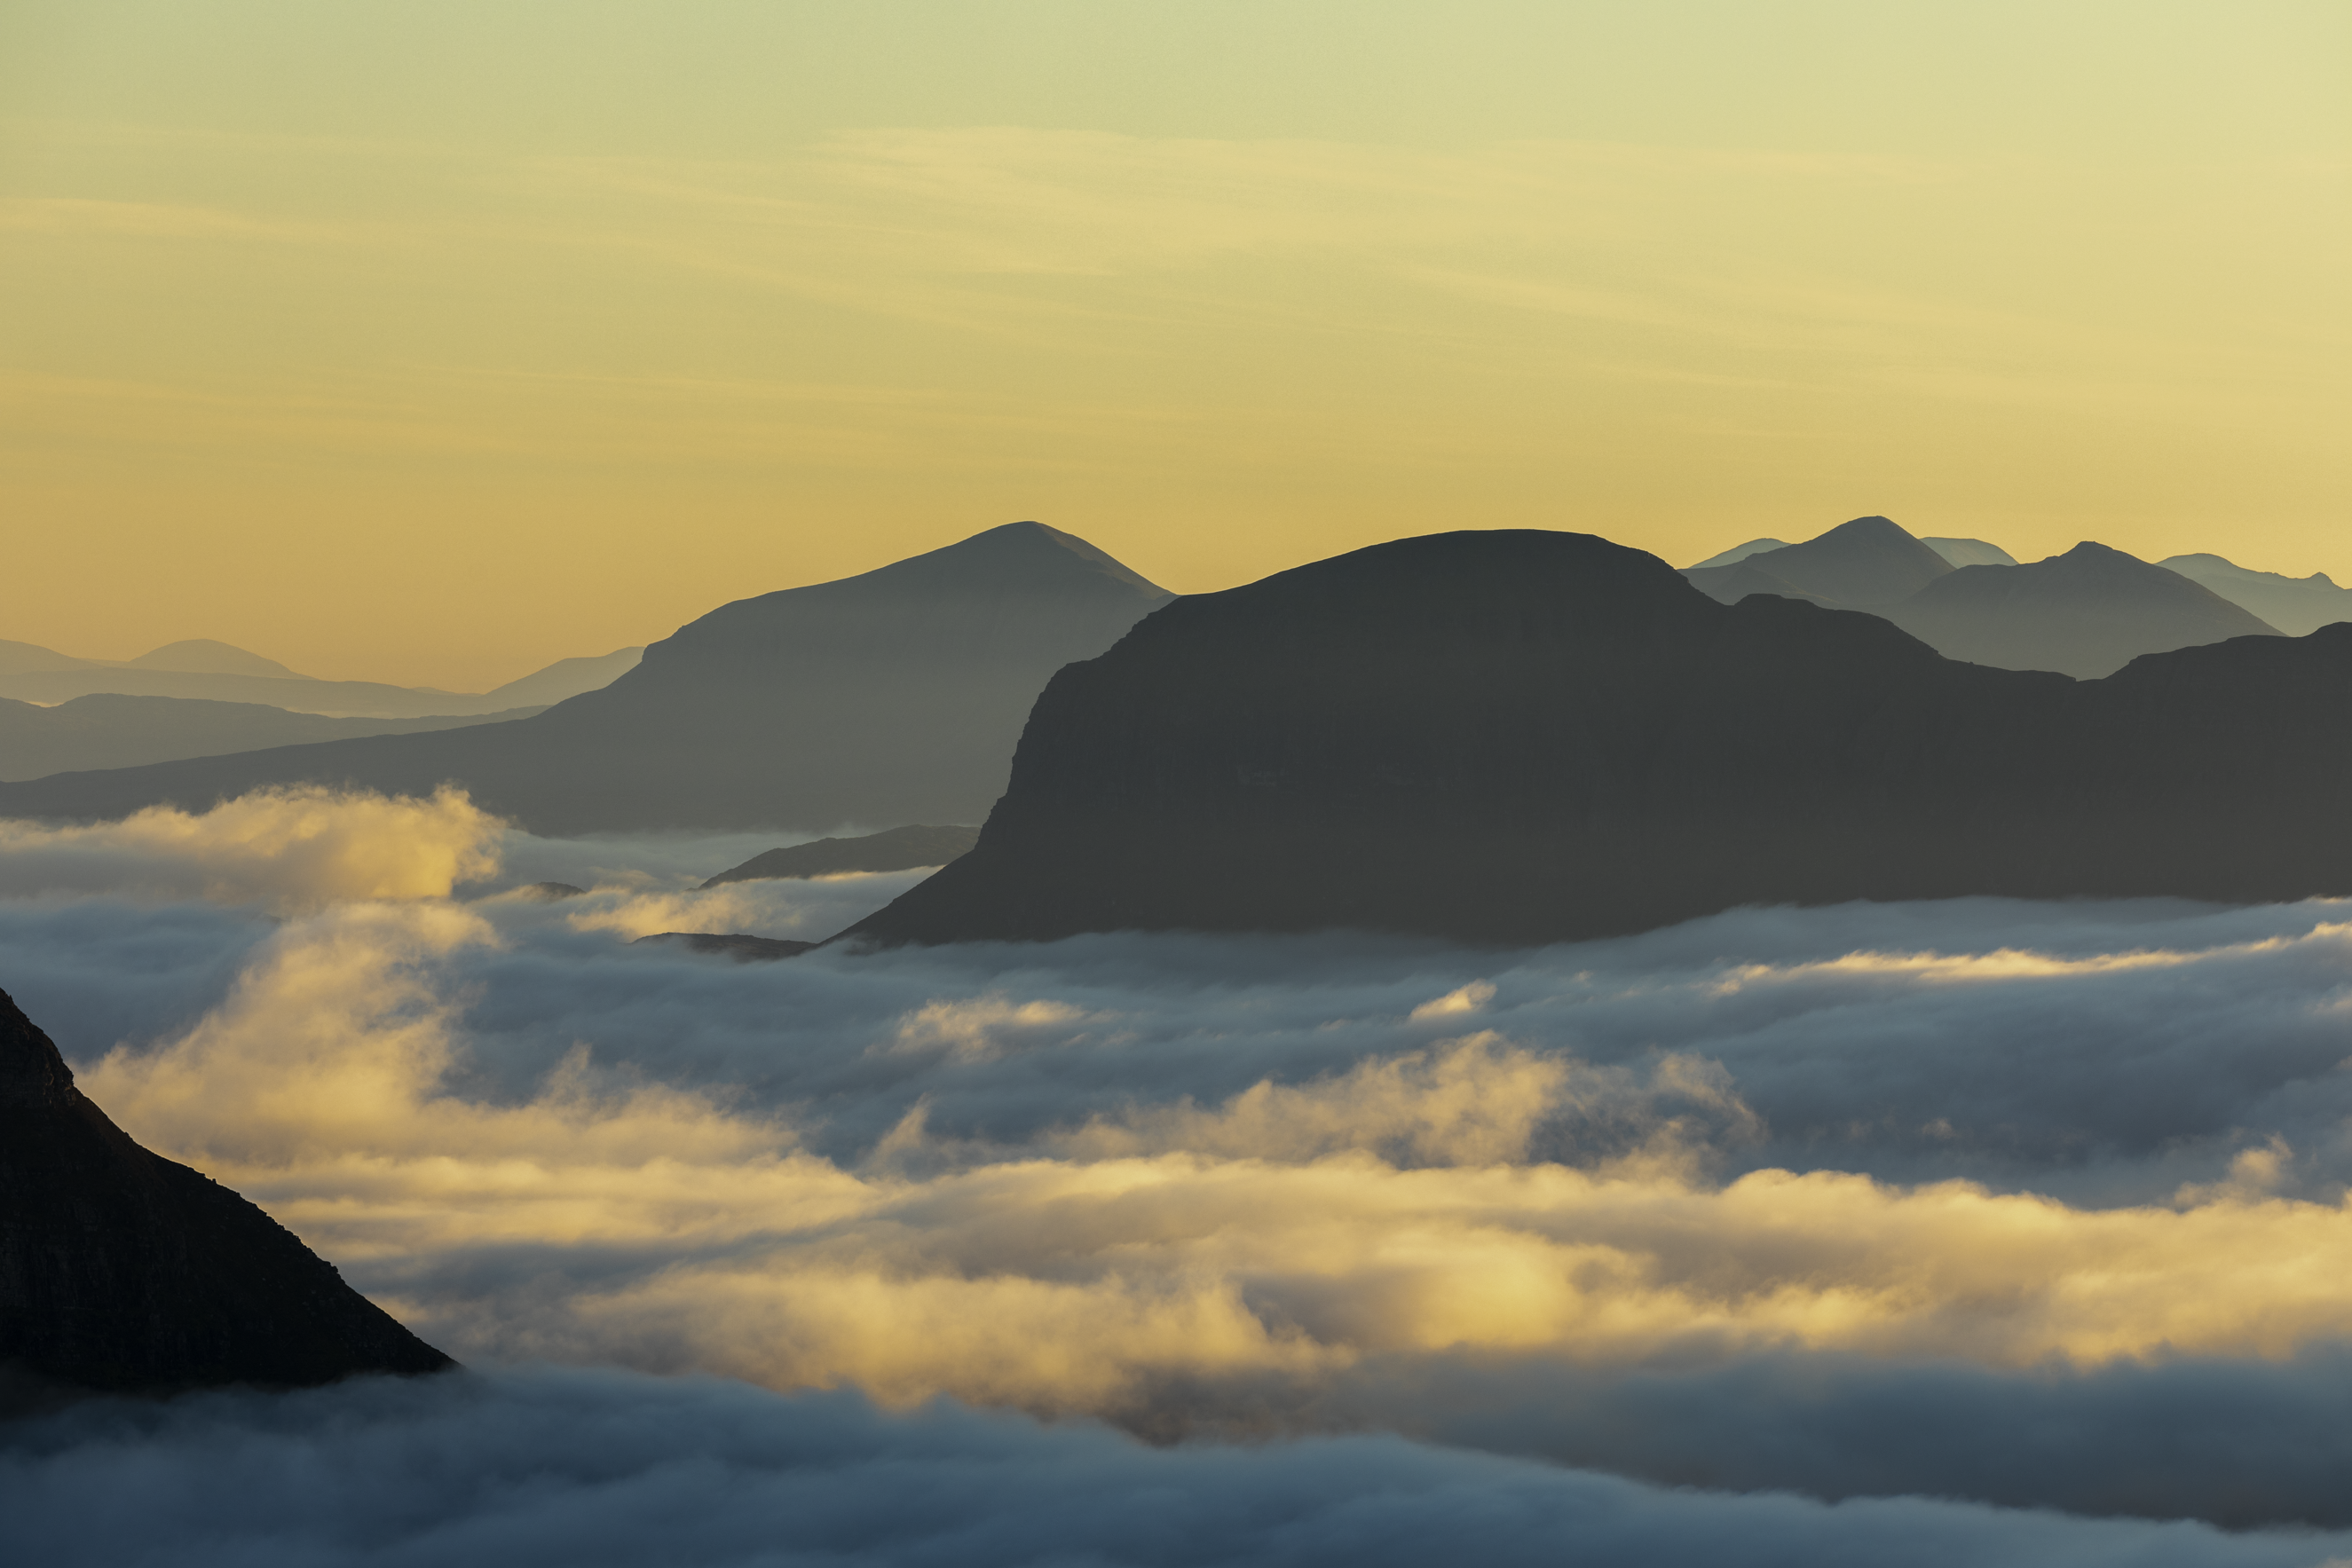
[6,787,2352,1564]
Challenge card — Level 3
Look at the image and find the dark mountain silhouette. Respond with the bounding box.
[0,524,1172,835]
[0,694,546,783]
[844,530,2352,950]
[2160,554,2352,639]
[1888,542,2280,679]
[1684,516,1953,609]
[1685,538,1788,569]
[1922,537,2018,568]
[703,825,980,886]
[0,986,453,1399]
[632,933,817,961]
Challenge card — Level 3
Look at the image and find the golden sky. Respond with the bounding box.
[4,2,2347,689]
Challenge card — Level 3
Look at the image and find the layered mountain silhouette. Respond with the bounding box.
[1685,517,2281,678]
[0,695,545,783]
[2160,555,2352,638]
[0,986,453,1398]
[0,641,642,718]
[1684,516,1953,609]
[703,824,980,886]
[1922,537,2018,568]
[847,530,2352,949]
[1688,532,2018,573]
[1885,543,2279,679]
[0,524,1172,835]
[1685,538,1788,570]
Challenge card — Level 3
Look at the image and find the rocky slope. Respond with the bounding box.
[0,987,453,1397]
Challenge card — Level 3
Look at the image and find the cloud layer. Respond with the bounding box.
[7,1370,2349,1568]
[11,790,2352,1548]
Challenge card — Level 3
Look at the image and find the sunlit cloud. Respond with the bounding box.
[0,786,503,911]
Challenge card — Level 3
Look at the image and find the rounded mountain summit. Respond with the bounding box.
[0,524,1173,835]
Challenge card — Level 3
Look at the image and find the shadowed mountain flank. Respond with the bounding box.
[1887,542,2280,679]
[1684,516,1953,608]
[2161,554,2352,639]
[478,646,643,707]
[703,824,980,886]
[1685,538,1788,570]
[847,530,2352,949]
[0,524,1172,835]
[0,987,453,1398]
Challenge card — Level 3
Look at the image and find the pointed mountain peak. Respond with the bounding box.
[1693,514,1951,609]
[846,522,1172,603]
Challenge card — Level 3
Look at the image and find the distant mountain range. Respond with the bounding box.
[0,524,1172,834]
[0,695,547,783]
[847,530,2352,949]
[1686,533,2014,571]
[0,985,452,1397]
[2159,555,2352,638]
[0,641,641,718]
[1683,516,2282,678]
[1887,542,2276,680]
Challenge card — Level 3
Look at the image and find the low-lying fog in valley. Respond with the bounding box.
[9,788,2352,1564]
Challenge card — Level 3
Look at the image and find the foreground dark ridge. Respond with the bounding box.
[0,524,1171,835]
[0,987,453,1398]
[848,530,2352,949]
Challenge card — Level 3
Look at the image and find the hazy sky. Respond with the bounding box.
[4,2,2347,688]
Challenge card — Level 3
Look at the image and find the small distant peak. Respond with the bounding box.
[127,639,305,679]
[1820,515,1909,540]
[881,521,1171,600]
[2053,540,2139,563]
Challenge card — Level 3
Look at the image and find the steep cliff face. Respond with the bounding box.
[847,531,2352,949]
[0,523,1172,835]
[0,988,453,1396]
